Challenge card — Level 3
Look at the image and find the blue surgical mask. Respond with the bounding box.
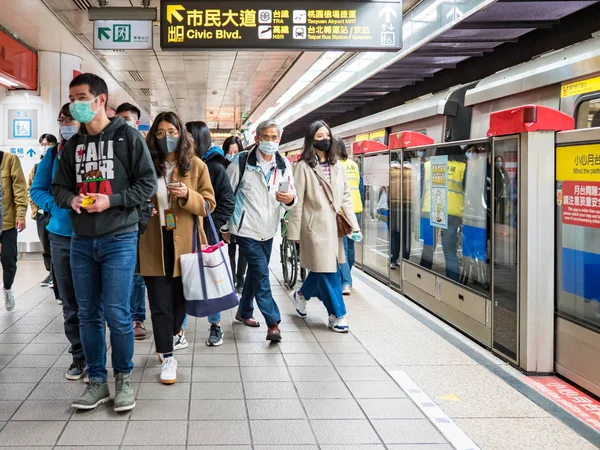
[60,125,77,141]
[259,141,278,155]
[466,151,474,160]
[158,135,179,154]
[496,161,503,168]
[69,96,100,124]
[417,150,425,158]
[126,120,136,128]
[226,154,234,161]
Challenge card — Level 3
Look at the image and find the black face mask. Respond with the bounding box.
[314,138,331,152]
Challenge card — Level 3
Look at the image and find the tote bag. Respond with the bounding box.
[180,203,238,317]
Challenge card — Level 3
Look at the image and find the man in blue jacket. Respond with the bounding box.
[30,103,85,381]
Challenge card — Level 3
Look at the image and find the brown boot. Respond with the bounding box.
[266,324,282,342]
[133,321,147,340]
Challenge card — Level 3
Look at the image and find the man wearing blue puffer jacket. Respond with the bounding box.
[31,103,86,381]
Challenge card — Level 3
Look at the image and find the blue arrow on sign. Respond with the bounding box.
[27,148,36,157]
[15,111,21,117]
[23,111,29,118]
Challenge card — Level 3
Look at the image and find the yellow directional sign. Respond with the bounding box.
[167,5,186,23]
[435,394,462,402]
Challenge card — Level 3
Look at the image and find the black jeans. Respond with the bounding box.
[36,215,60,299]
[144,229,186,354]
[49,233,84,360]
[228,239,248,287]
[0,228,18,290]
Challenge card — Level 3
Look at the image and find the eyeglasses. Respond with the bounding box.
[155,129,179,139]
[258,134,279,142]
[57,116,75,125]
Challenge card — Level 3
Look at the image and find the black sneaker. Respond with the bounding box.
[206,324,224,347]
[48,278,54,289]
[66,357,86,380]
[40,275,51,287]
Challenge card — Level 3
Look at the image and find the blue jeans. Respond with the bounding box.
[130,274,146,322]
[181,312,221,330]
[301,269,346,318]
[237,236,280,327]
[71,232,138,382]
[340,237,354,287]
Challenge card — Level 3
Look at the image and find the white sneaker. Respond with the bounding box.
[173,333,188,351]
[160,356,177,384]
[328,314,349,333]
[342,285,351,296]
[292,289,307,318]
[3,288,15,312]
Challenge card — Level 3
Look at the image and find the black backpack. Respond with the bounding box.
[234,150,249,196]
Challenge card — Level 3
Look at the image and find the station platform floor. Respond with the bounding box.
[0,249,599,449]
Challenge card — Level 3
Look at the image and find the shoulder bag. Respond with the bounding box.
[312,167,353,237]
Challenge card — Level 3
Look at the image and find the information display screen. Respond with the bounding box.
[160,1,402,51]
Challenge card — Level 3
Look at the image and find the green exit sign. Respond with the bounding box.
[93,20,152,50]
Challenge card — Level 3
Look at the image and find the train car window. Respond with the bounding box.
[404,142,492,295]
[576,97,600,128]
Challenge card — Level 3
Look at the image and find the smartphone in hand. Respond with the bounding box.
[278,180,290,193]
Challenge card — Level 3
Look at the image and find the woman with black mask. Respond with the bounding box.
[287,121,361,332]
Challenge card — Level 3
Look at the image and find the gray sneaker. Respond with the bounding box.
[114,372,135,412]
[71,380,110,410]
[206,324,224,347]
[66,357,86,381]
[3,289,15,312]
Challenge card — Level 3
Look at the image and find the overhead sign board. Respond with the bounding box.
[93,20,153,50]
[160,1,402,51]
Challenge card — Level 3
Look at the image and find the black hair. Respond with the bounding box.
[223,136,244,155]
[69,73,108,108]
[116,102,141,121]
[38,134,47,144]
[333,136,348,160]
[299,120,336,168]
[45,134,58,145]
[185,121,212,158]
[147,111,194,176]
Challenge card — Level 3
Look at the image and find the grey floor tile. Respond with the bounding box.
[311,330,359,342]
[28,382,85,400]
[192,366,241,382]
[254,447,317,450]
[137,382,191,400]
[346,381,406,398]
[193,354,238,366]
[238,353,286,367]
[0,383,35,400]
[288,366,341,382]
[279,342,324,354]
[244,381,298,399]
[0,367,48,383]
[130,399,189,420]
[72,402,132,421]
[146,354,192,367]
[6,354,58,368]
[0,420,65,446]
[296,381,352,399]
[195,342,238,354]
[386,445,453,450]
[251,419,316,445]
[0,401,20,420]
[320,341,369,354]
[236,342,282,354]
[188,447,251,450]
[191,382,244,399]
[123,420,188,445]
[0,356,10,370]
[58,420,126,446]
[142,366,191,383]
[238,331,315,343]
[121,447,184,450]
[240,366,291,382]
[337,366,392,382]
[19,343,68,354]
[329,354,378,367]
[0,333,36,344]
[0,343,26,354]
[358,399,424,419]
[371,419,447,444]
[311,419,380,445]
[3,323,49,334]
[188,420,251,445]
[247,398,306,419]
[303,399,365,419]
[12,399,72,420]
[31,333,69,344]
[189,399,247,419]
[283,353,332,366]
[320,446,385,450]
[41,367,82,383]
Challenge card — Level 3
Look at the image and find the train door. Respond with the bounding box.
[354,153,364,270]
[389,151,402,290]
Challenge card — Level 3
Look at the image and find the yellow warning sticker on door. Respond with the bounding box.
[561,76,600,98]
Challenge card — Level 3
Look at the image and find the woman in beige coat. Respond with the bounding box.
[288,121,361,332]
[139,111,216,384]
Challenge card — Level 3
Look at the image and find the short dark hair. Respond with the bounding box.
[223,136,244,155]
[299,120,336,168]
[38,134,47,144]
[185,121,212,158]
[116,102,141,121]
[333,136,348,160]
[69,73,109,107]
[45,134,58,145]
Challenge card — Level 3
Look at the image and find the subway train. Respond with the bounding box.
[280,36,600,397]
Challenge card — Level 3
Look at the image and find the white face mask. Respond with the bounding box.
[259,141,278,155]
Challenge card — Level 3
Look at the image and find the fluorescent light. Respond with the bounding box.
[0,76,18,87]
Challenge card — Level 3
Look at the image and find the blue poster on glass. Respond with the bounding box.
[430,155,448,229]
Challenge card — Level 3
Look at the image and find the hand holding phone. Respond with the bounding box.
[278,180,290,193]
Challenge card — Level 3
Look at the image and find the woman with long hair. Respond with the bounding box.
[287,121,361,332]
[222,135,247,293]
[185,121,235,346]
[139,111,216,384]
